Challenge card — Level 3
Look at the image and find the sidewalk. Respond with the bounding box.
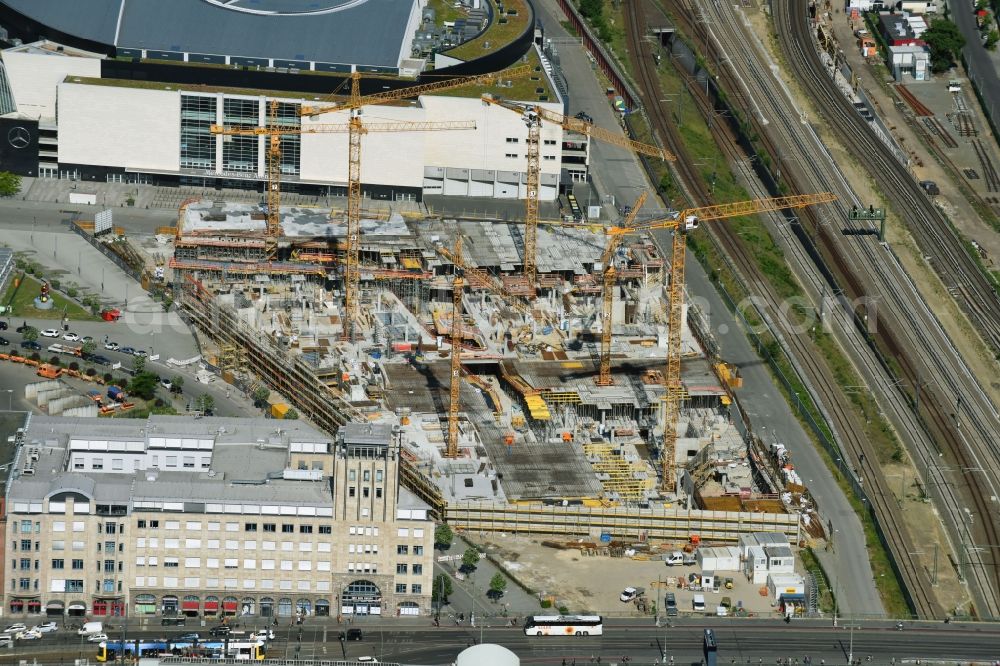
[433,536,543,623]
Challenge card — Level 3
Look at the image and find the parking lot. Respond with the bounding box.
[477,534,787,617]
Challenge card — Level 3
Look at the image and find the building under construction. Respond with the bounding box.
[171,196,774,513]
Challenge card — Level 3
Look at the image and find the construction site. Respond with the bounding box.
[167,70,833,541]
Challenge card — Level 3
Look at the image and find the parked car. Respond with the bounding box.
[104,341,120,351]
[665,592,678,617]
[81,336,93,343]
[32,622,58,633]
[0,321,7,330]
[160,377,173,390]
[40,328,60,338]
[87,633,109,643]
[339,628,363,641]
[2,624,26,634]
[209,626,231,637]
[178,633,200,642]
[89,355,112,366]
[120,346,136,356]
[15,629,42,640]
[63,332,80,342]
[724,577,734,590]
[250,629,274,641]
[20,341,41,351]
[357,658,379,663]
[133,349,148,357]
[0,337,8,346]
[161,617,186,626]
[665,551,684,566]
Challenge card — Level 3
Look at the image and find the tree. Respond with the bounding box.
[284,408,299,420]
[986,29,999,51]
[196,393,216,415]
[460,546,480,573]
[171,375,184,394]
[922,18,966,72]
[0,171,21,197]
[432,575,453,605]
[22,326,38,342]
[48,355,60,366]
[489,573,508,595]
[434,523,454,550]
[252,386,271,407]
[81,340,97,356]
[132,355,146,375]
[129,372,159,401]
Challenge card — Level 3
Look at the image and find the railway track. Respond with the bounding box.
[765,1,1000,618]
[622,0,940,619]
[972,139,1000,193]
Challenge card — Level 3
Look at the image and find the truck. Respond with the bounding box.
[37,364,63,379]
[107,385,125,402]
[78,621,103,636]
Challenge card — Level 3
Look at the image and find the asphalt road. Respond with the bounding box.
[952,5,1000,132]
[5,619,998,664]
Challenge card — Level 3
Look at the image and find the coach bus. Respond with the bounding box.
[523,615,604,636]
[96,638,266,661]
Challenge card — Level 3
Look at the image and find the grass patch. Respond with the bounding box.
[798,547,836,614]
[2,274,101,321]
[426,0,468,24]
[444,0,531,60]
[559,20,579,37]
[439,49,552,101]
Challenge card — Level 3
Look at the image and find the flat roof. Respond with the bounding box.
[3,0,417,68]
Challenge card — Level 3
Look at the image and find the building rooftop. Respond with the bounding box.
[7,415,336,508]
[2,0,419,69]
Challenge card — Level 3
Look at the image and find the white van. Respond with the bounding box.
[78,621,103,636]
[693,594,706,612]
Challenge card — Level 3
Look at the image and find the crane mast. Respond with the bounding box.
[343,74,366,341]
[447,272,464,458]
[523,108,541,289]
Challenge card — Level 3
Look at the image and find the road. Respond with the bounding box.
[532,0,881,616]
[952,3,1000,136]
[6,619,999,664]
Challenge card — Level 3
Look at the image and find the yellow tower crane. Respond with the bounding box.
[605,192,838,492]
[480,95,675,291]
[297,64,536,340]
[211,105,474,261]
[595,192,648,386]
[445,238,468,459]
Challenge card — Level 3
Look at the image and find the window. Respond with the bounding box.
[92,460,103,470]
[244,541,257,550]
[165,521,180,530]
[207,558,219,568]
[185,558,201,567]
[349,487,356,498]
[411,584,422,594]
[19,539,31,551]
[396,583,407,594]
[397,528,409,537]
[543,155,557,161]
[186,521,202,531]
[52,521,65,532]
[397,545,409,555]
[413,529,425,538]
[104,559,115,573]
[225,540,238,550]
[299,525,312,534]
[150,520,159,529]
[281,524,294,534]
[363,487,370,499]
[164,558,179,568]
[244,559,257,569]
[52,559,64,569]
[67,579,84,593]
[52,541,65,551]
[506,137,519,143]
[165,456,177,468]
[207,539,220,549]
[180,94,217,170]
[225,523,239,532]
[224,559,238,569]
[263,523,276,533]
[376,487,383,499]
[413,564,423,575]
[414,546,424,556]
[505,153,518,159]
[349,470,356,481]
[319,525,331,535]
[222,97,261,172]
[376,470,383,482]
[164,539,179,549]
[544,139,557,146]
[363,470,370,482]
[137,520,147,529]
[183,457,195,469]
[245,523,258,532]
[185,539,201,549]
[19,558,30,570]
[136,557,146,567]
[18,578,30,590]
[298,543,312,552]
[72,559,84,570]
[112,458,124,470]
[207,522,220,532]
[396,563,407,574]
[297,561,312,571]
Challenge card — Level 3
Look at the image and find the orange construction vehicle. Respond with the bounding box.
[37,364,63,379]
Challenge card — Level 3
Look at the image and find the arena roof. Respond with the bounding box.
[1,0,418,69]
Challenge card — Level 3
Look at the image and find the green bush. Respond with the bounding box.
[539,599,552,609]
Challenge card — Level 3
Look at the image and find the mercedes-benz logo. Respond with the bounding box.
[7,126,30,149]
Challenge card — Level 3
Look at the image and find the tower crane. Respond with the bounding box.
[595,192,648,386]
[434,242,534,319]
[211,104,475,260]
[445,238,467,459]
[298,64,536,340]
[480,95,675,291]
[604,192,838,492]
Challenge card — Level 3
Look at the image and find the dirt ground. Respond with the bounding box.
[478,534,788,617]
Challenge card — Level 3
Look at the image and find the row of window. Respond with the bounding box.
[396,584,422,594]
[504,153,558,160]
[50,579,121,594]
[134,577,332,592]
[347,486,383,499]
[135,557,338,571]
[505,138,559,146]
[136,538,332,552]
[395,563,424,575]
[72,456,210,471]
[137,520,332,534]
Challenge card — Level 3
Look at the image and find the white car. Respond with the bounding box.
[63,332,80,342]
[619,587,641,602]
[357,658,379,664]
[32,622,58,633]
[104,341,120,351]
[2,624,25,634]
[40,328,60,338]
[87,633,109,643]
[15,629,41,640]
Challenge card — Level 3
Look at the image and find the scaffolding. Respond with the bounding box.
[582,441,657,502]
